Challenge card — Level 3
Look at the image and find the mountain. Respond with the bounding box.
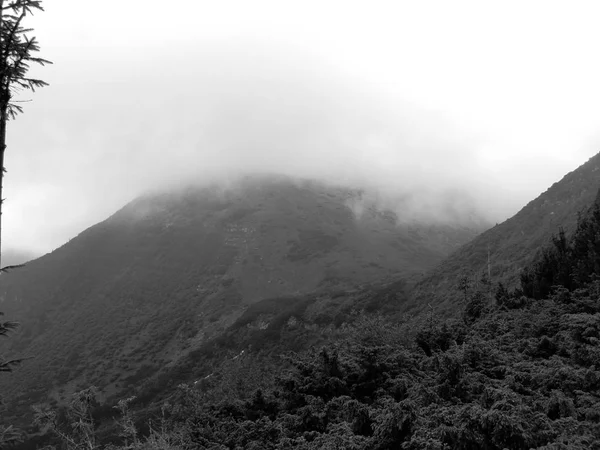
[0,175,486,426]
[0,248,38,267]
[16,186,600,449]
[407,151,600,316]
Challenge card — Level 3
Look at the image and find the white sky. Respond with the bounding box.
[3,0,600,254]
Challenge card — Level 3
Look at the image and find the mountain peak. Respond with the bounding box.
[0,176,485,424]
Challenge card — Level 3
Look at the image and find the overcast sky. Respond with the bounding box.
[3,0,600,254]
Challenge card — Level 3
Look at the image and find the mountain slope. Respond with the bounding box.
[408,151,600,316]
[0,175,485,425]
[0,249,38,268]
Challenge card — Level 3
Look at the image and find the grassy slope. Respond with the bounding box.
[408,152,600,316]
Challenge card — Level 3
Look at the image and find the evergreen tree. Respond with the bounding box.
[0,311,20,371]
[571,197,600,286]
[0,4,49,445]
[521,189,600,299]
[0,0,49,373]
[0,0,50,269]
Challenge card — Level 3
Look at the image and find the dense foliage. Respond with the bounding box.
[1,311,25,447]
[21,277,600,449]
[157,277,600,449]
[521,191,600,299]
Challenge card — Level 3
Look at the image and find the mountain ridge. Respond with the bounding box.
[407,151,600,316]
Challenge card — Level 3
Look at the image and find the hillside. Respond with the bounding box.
[0,175,486,427]
[0,249,38,268]
[17,185,600,449]
[408,151,600,316]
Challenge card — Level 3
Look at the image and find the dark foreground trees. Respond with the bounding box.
[0,311,20,372]
[33,285,600,449]
[521,193,600,300]
[27,274,600,449]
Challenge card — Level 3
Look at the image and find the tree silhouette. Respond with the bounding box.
[0,0,50,269]
[0,3,49,445]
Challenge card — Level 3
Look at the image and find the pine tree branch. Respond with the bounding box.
[6,35,32,83]
[2,1,44,12]
[0,7,26,67]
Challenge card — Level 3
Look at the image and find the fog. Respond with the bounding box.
[3,1,600,254]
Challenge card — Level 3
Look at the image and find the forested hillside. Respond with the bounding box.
[409,152,600,316]
[14,187,600,449]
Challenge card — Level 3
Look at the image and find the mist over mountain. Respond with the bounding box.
[0,174,488,429]
[6,41,570,255]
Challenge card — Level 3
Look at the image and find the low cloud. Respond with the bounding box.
[2,41,552,253]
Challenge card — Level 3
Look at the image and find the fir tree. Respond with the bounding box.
[0,0,50,269]
[0,4,49,445]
